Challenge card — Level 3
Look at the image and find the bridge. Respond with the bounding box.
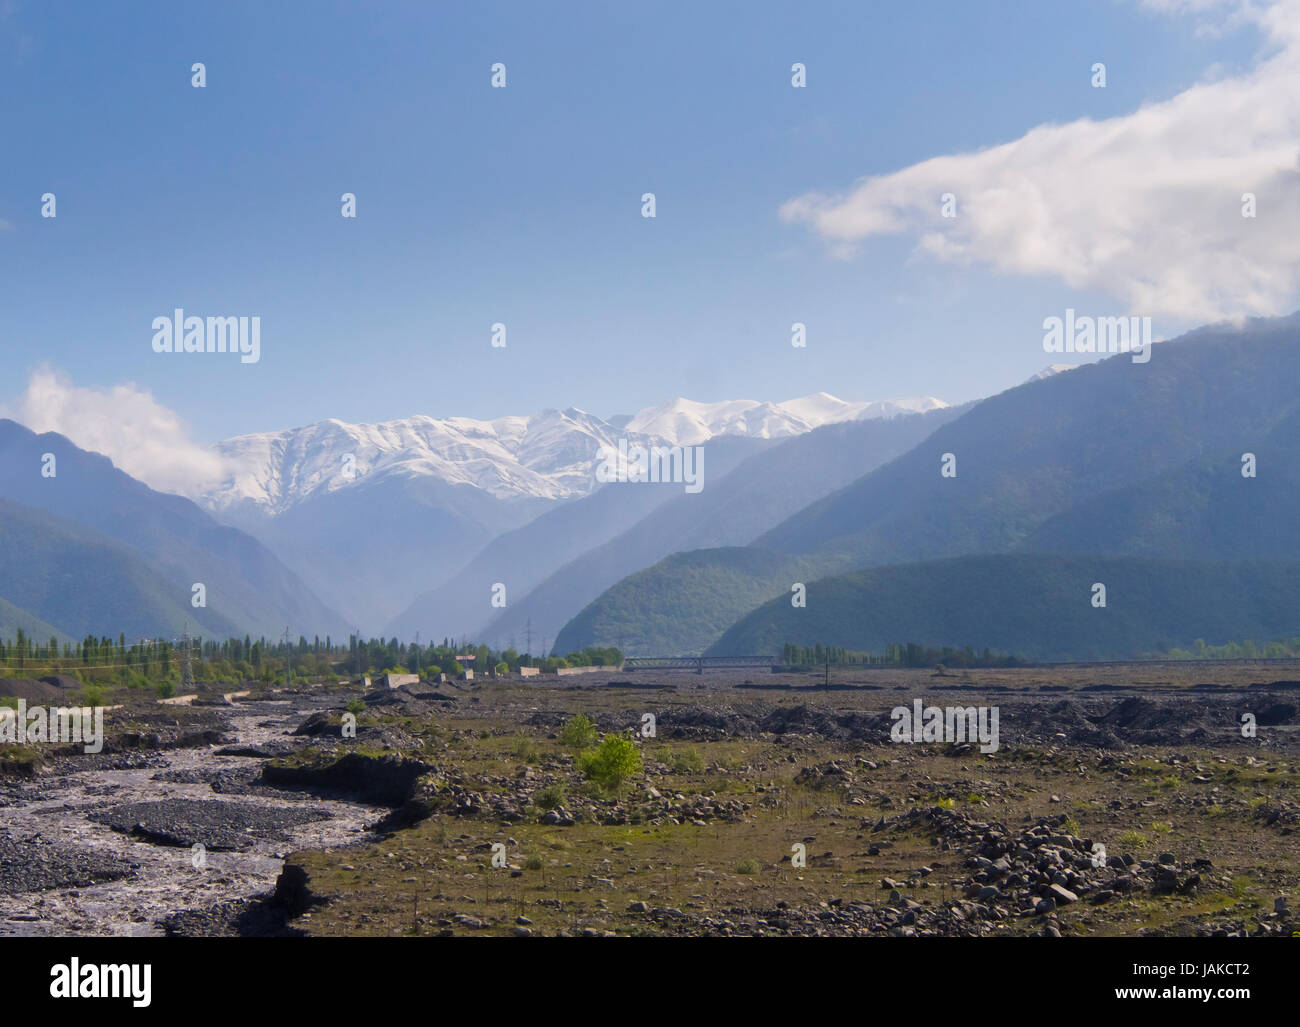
[623,655,774,673]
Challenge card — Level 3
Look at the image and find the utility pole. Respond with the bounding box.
[525,619,532,661]
[355,629,361,678]
[415,632,420,676]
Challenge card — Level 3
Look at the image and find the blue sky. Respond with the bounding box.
[0,0,1280,443]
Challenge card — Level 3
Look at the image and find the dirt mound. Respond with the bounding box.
[758,704,887,740]
[39,675,83,691]
[261,751,434,806]
[0,678,69,702]
[361,683,457,715]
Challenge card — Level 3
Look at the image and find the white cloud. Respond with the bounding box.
[1,367,230,497]
[780,0,1300,321]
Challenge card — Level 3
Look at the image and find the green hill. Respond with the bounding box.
[554,547,836,656]
[0,497,244,641]
[705,554,1300,661]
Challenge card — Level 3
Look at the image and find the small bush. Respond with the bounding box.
[670,747,705,775]
[345,698,365,715]
[558,714,598,752]
[734,858,760,875]
[534,784,565,810]
[523,855,545,871]
[512,732,539,763]
[577,734,643,791]
[80,685,106,707]
[155,681,176,699]
[1118,829,1147,850]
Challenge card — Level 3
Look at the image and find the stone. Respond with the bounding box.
[1048,884,1078,904]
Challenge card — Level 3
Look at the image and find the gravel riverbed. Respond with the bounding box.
[0,696,380,937]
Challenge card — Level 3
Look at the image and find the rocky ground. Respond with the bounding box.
[0,690,379,936]
[1,662,1297,937]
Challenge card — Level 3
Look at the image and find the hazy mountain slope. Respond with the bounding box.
[244,474,550,630]
[757,316,1300,563]
[531,407,963,653]
[0,595,73,646]
[557,314,1300,656]
[0,421,347,639]
[0,498,245,641]
[397,435,775,645]
[386,462,699,643]
[706,554,1300,661]
[1019,404,1300,559]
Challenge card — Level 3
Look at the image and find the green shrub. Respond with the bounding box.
[523,854,545,871]
[1118,829,1147,850]
[558,714,598,752]
[734,858,760,875]
[155,681,175,699]
[345,698,365,715]
[512,732,539,763]
[534,784,565,810]
[577,734,643,791]
[80,685,106,707]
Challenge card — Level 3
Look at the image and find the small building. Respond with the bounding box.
[380,672,419,689]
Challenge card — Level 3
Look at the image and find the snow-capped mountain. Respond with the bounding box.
[191,392,947,629]
[202,408,654,516]
[199,393,948,516]
[623,393,948,447]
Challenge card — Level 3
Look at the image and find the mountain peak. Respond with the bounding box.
[198,391,949,515]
